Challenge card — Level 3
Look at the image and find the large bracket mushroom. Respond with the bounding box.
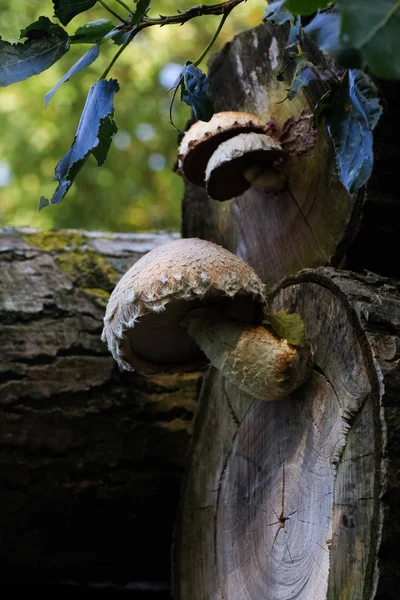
[102,238,312,401]
[177,110,316,201]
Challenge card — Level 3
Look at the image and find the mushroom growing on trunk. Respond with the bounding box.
[102,238,312,401]
[178,110,317,201]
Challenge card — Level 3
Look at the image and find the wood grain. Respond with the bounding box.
[182,23,360,286]
[175,269,400,599]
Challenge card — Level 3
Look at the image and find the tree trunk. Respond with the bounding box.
[0,227,201,587]
[176,20,400,600]
[175,268,400,599]
[182,22,400,284]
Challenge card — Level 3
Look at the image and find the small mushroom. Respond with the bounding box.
[101,238,312,401]
[205,132,286,201]
[178,111,268,187]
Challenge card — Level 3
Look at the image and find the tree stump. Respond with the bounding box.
[175,269,400,599]
[175,19,400,600]
[182,23,400,283]
[0,227,201,587]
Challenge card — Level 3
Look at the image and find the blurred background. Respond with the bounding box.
[0,0,265,233]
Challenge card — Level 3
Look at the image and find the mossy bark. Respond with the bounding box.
[0,227,201,587]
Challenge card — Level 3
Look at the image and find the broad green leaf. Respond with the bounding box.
[326,70,382,193]
[131,0,151,25]
[266,311,306,346]
[40,78,119,208]
[340,0,400,79]
[180,63,214,122]
[304,9,362,68]
[44,44,100,106]
[53,0,97,26]
[285,53,332,100]
[263,1,293,24]
[0,16,69,87]
[71,19,114,44]
[285,0,330,15]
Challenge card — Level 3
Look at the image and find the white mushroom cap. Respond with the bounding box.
[178,112,268,187]
[205,132,284,201]
[101,238,266,374]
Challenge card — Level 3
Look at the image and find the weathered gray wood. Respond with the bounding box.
[176,19,400,600]
[175,269,400,599]
[0,227,201,585]
[182,23,360,287]
[182,23,400,284]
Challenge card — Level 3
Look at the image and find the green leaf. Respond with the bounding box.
[0,16,70,87]
[326,70,382,193]
[340,0,400,79]
[131,0,151,25]
[40,78,119,208]
[263,1,293,24]
[44,44,100,106]
[304,9,362,68]
[285,0,330,15]
[53,0,97,26]
[71,19,114,44]
[284,52,332,100]
[266,311,306,346]
[180,63,214,122]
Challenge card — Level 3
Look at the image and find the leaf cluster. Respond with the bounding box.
[1,0,231,207]
[264,0,393,193]
[0,0,399,215]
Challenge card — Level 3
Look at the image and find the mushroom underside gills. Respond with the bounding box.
[183,308,313,401]
[205,133,284,201]
[178,111,268,186]
[182,126,267,187]
[207,151,270,200]
[121,295,264,375]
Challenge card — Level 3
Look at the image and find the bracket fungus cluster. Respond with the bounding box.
[177,110,316,200]
[102,238,312,401]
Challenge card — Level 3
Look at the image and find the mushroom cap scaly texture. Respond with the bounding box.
[101,238,266,374]
[178,112,267,187]
[205,132,284,201]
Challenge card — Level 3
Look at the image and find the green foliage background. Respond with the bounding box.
[0,0,265,232]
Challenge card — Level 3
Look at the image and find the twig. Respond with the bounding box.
[98,0,129,23]
[140,0,247,29]
[192,12,228,67]
[115,0,132,12]
[99,28,138,80]
[100,0,247,82]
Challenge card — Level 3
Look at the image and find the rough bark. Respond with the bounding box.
[175,268,400,600]
[181,22,399,284]
[176,20,400,600]
[0,227,201,586]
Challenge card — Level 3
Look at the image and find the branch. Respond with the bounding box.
[141,0,247,29]
[99,0,247,85]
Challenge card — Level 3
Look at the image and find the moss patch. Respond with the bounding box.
[22,229,88,252]
[82,287,111,308]
[56,249,119,291]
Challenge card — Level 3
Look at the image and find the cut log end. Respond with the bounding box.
[175,269,400,599]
